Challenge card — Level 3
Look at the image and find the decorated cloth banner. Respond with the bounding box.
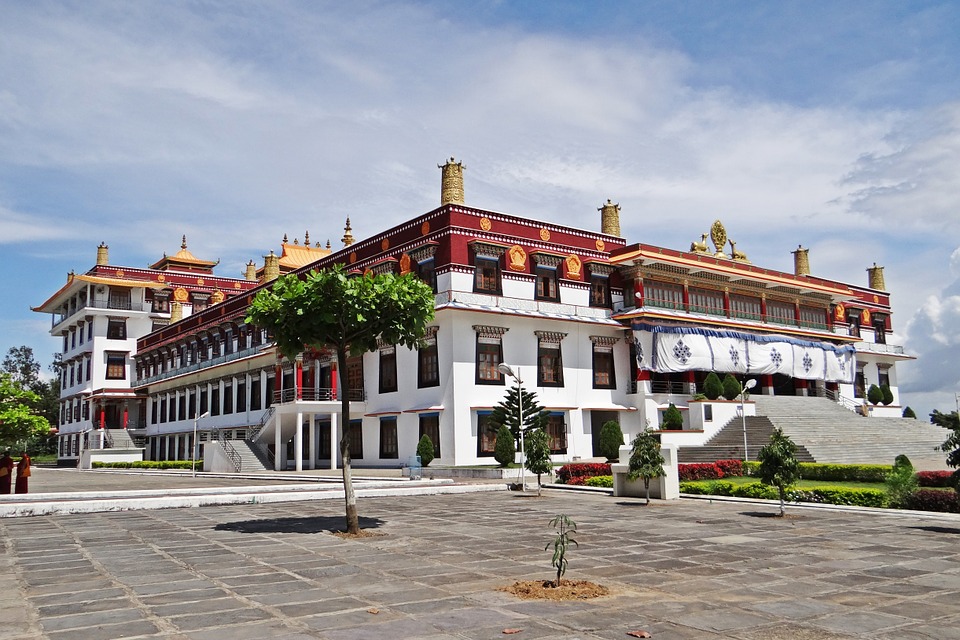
[632,322,855,383]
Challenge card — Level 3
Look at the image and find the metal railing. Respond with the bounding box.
[635,300,830,332]
[650,380,695,395]
[246,406,274,444]
[824,388,863,414]
[103,430,114,449]
[137,344,265,385]
[212,430,242,472]
[272,387,365,404]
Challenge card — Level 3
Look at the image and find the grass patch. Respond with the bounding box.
[684,476,887,491]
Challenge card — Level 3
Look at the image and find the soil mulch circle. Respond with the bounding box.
[500,579,610,600]
[332,530,386,539]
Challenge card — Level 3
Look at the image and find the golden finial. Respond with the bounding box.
[439,157,465,205]
[792,245,810,276]
[710,221,728,258]
[326,239,331,249]
[283,233,288,244]
[867,263,886,290]
[598,199,621,236]
[263,251,280,283]
[181,235,188,250]
[304,231,310,245]
[293,237,299,245]
[244,260,257,281]
[341,218,355,247]
[96,242,109,265]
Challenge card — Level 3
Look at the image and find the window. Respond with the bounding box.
[474,326,507,385]
[106,354,126,380]
[766,300,794,326]
[854,368,866,398]
[688,287,724,315]
[800,306,827,330]
[379,417,398,459]
[71,329,76,349]
[107,319,127,339]
[199,388,208,416]
[211,385,221,417]
[151,294,170,313]
[419,413,441,459]
[591,337,617,389]
[76,361,83,384]
[86,358,91,380]
[108,288,131,310]
[546,413,567,454]
[849,313,861,338]
[69,366,75,387]
[347,357,364,398]
[78,323,84,345]
[379,346,397,393]
[88,322,93,341]
[250,377,261,411]
[418,259,437,293]
[878,365,891,389]
[418,331,439,388]
[349,420,363,459]
[159,396,168,423]
[178,394,186,421]
[730,294,762,321]
[474,257,501,294]
[236,381,247,413]
[82,401,89,421]
[536,331,566,387]
[589,275,610,308]
[188,391,197,419]
[873,315,887,344]
[645,280,684,310]
[535,267,559,302]
[477,412,498,457]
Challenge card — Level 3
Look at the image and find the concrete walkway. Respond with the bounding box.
[1,474,959,639]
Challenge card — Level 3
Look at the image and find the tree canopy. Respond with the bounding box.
[627,428,665,504]
[245,266,435,533]
[932,410,960,489]
[488,383,549,450]
[757,427,801,516]
[0,373,51,450]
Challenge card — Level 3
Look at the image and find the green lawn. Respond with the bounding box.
[684,476,887,491]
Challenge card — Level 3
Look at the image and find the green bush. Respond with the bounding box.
[880,384,894,406]
[902,406,917,419]
[703,373,723,400]
[662,403,683,430]
[584,475,614,488]
[597,420,624,461]
[494,424,515,468]
[416,434,435,467]
[867,384,883,405]
[680,480,888,507]
[721,374,742,401]
[893,454,913,470]
[91,460,200,470]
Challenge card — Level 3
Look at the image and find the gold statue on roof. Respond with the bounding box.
[710,220,728,258]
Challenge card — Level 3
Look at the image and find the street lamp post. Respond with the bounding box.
[497,363,525,490]
[740,379,757,461]
[193,411,210,477]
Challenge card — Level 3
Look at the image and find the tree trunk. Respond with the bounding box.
[644,478,651,505]
[778,486,786,517]
[537,473,542,497]
[337,348,360,534]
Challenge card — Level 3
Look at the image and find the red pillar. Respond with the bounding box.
[760,374,774,395]
[123,407,129,429]
[99,406,105,429]
[296,360,304,400]
[331,365,339,401]
[633,279,644,308]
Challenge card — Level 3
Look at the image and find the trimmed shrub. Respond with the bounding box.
[715,459,744,477]
[867,384,883,405]
[598,420,624,461]
[662,403,683,430]
[91,461,200,470]
[416,434,435,467]
[880,384,894,406]
[791,487,888,508]
[885,462,918,508]
[796,462,891,483]
[678,463,725,481]
[902,406,917,419]
[893,454,913,470]
[493,424,515,468]
[584,475,614,488]
[721,374,742,401]
[904,489,960,513]
[703,372,723,400]
[556,463,611,484]
[916,470,955,488]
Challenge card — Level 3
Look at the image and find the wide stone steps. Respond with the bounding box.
[678,416,816,463]
[229,440,272,472]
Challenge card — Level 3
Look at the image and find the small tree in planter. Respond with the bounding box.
[757,427,801,517]
[489,384,549,451]
[494,424,516,468]
[598,420,624,462]
[416,434,435,467]
[661,403,683,430]
[524,428,553,496]
[880,384,894,406]
[703,372,723,400]
[721,374,742,401]
[627,428,665,504]
[867,384,883,405]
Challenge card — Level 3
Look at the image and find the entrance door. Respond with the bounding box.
[590,411,620,458]
[771,374,796,396]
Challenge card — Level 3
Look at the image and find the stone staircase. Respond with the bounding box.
[678,395,951,470]
[230,440,272,472]
[106,429,138,449]
[677,415,816,463]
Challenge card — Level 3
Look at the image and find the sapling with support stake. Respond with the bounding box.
[545,514,578,587]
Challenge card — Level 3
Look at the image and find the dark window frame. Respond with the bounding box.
[535,266,559,302]
[592,345,616,389]
[476,338,505,385]
[105,354,126,380]
[379,347,398,393]
[537,341,564,387]
[418,339,439,388]
[473,256,502,294]
[418,413,441,459]
[379,417,399,459]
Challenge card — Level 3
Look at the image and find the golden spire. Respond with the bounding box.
[326,239,331,249]
[304,230,310,246]
[341,218,355,247]
[283,233,288,244]
[792,245,810,276]
[244,260,257,281]
[96,242,109,266]
[867,263,886,290]
[262,251,280,283]
[599,199,621,236]
[181,235,188,250]
[439,157,465,205]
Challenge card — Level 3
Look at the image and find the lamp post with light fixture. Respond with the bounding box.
[740,379,757,461]
[193,411,209,477]
[497,363,526,489]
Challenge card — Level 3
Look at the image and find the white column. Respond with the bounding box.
[330,412,338,470]
[295,411,303,472]
[308,414,316,470]
[274,412,283,471]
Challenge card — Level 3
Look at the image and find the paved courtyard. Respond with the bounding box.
[2,486,960,640]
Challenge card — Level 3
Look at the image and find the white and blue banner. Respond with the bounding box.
[632,322,856,383]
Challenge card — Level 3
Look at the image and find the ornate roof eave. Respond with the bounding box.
[31,273,168,313]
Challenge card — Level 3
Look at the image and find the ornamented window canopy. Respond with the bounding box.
[534,330,568,347]
[408,241,439,263]
[473,325,509,339]
[530,251,564,269]
[468,240,509,259]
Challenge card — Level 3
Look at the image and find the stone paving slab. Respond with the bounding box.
[2,489,960,639]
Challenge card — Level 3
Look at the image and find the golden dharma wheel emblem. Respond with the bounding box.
[197,278,205,286]
[710,220,727,254]
[381,238,390,251]
[539,228,551,241]
[349,252,357,264]
[873,295,879,303]
[596,239,605,252]
[479,217,492,231]
[157,274,165,282]
[210,290,225,305]
[173,287,189,302]
[233,282,241,289]
[565,254,582,279]
[116,269,125,278]
[421,221,430,235]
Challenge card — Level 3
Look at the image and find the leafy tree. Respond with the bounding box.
[627,427,665,504]
[524,428,553,496]
[544,514,578,587]
[721,374,742,401]
[488,383,549,450]
[933,409,960,491]
[661,403,683,430]
[880,384,894,406]
[493,424,515,468]
[867,384,883,405]
[416,434,435,467]
[245,265,435,534]
[0,374,51,450]
[902,406,917,419]
[1,347,58,426]
[885,455,917,508]
[597,420,624,461]
[757,428,801,516]
[703,372,723,400]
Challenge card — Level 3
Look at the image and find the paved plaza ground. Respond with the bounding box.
[2,471,960,639]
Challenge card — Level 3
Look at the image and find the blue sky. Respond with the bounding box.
[2,1,959,416]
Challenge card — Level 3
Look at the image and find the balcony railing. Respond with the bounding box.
[137,344,265,385]
[272,387,365,404]
[637,300,830,332]
[853,341,905,355]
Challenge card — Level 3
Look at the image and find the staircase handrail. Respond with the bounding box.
[213,430,242,472]
[825,388,863,414]
[102,429,113,449]
[247,406,275,443]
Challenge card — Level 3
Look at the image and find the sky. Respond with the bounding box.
[2,1,959,417]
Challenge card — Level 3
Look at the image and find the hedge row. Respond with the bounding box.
[557,463,611,484]
[680,480,889,508]
[678,460,744,481]
[739,461,894,483]
[585,475,614,488]
[92,461,201,470]
[916,470,957,488]
[904,489,960,513]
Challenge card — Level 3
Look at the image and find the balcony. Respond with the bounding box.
[854,341,906,356]
[626,300,830,332]
[137,344,268,385]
